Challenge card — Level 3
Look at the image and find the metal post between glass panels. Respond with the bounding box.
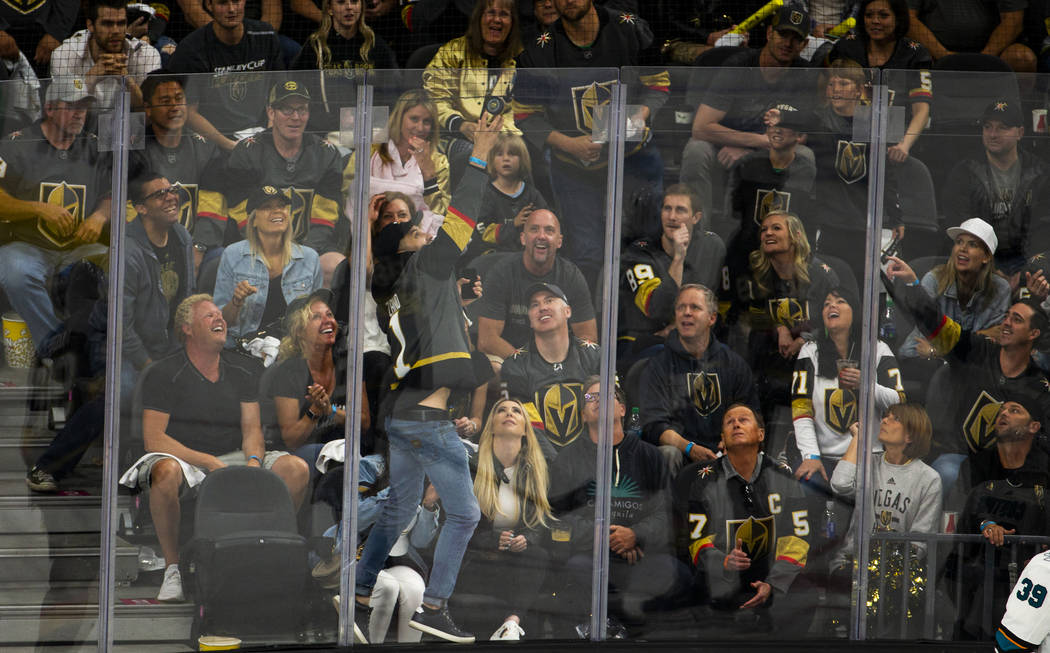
[99,84,132,653]
[852,76,890,642]
[588,76,627,644]
[337,80,374,648]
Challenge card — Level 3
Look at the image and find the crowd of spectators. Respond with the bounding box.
[6,0,1050,646]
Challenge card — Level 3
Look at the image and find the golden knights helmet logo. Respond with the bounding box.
[753,188,790,225]
[539,382,584,447]
[835,140,868,184]
[823,387,857,435]
[962,390,1002,453]
[38,182,86,247]
[688,371,722,417]
[768,297,808,328]
[727,515,775,560]
[229,78,248,103]
[284,187,315,242]
[175,183,199,231]
[876,510,893,532]
[1,0,46,15]
[570,80,615,134]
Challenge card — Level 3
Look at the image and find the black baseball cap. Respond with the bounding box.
[980,98,1024,128]
[246,185,291,214]
[269,79,311,105]
[771,2,810,38]
[525,282,568,304]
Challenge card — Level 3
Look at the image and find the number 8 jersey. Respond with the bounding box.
[998,551,1050,651]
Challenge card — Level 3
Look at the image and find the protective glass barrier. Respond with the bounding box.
[109,68,352,649]
[621,64,894,641]
[0,74,122,650]
[334,65,621,645]
[873,68,1050,643]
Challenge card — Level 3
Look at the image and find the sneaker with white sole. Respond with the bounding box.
[157,564,184,602]
[490,620,525,640]
[26,467,57,493]
[409,605,475,643]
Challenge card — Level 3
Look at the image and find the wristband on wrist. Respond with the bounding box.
[805,454,821,460]
[684,442,694,457]
[980,520,996,531]
[248,455,261,465]
[331,404,337,416]
[306,408,319,420]
[908,278,921,286]
[469,155,487,169]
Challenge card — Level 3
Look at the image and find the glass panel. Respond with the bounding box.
[336,65,619,645]
[622,63,885,641]
[866,68,1050,643]
[0,74,122,651]
[111,68,350,649]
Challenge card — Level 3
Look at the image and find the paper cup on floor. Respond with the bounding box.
[198,635,241,650]
[2,313,33,368]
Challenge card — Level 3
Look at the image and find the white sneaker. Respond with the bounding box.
[157,564,184,602]
[490,619,525,641]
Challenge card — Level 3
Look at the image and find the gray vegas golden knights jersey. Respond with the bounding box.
[0,122,111,251]
[130,128,227,246]
[502,337,601,448]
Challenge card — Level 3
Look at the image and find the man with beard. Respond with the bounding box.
[168,0,283,151]
[477,209,596,367]
[132,72,228,271]
[502,282,600,450]
[26,173,195,494]
[884,255,1050,497]
[513,0,668,288]
[943,99,1050,276]
[49,0,160,110]
[956,392,1049,497]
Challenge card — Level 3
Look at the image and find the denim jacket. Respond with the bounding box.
[213,240,322,342]
[899,269,1010,359]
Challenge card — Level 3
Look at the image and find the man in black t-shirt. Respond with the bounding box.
[477,209,597,369]
[167,0,283,152]
[680,2,815,227]
[502,282,601,449]
[133,293,309,602]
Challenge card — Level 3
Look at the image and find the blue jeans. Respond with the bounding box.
[0,241,106,356]
[355,417,480,606]
[931,452,967,499]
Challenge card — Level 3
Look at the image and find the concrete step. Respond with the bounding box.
[0,533,138,585]
[0,600,195,647]
[0,470,135,535]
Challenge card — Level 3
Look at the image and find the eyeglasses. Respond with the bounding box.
[141,184,180,202]
[741,482,758,513]
[584,392,600,403]
[274,105,309,117]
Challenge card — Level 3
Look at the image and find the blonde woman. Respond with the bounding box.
[293,0,396,134]
[740,211,839,445]
[457,398,556,640]
[341,89,450,230]
[214,185,322,343]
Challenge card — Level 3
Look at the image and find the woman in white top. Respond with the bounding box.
[792,286,906,484]
[458,398,555,640]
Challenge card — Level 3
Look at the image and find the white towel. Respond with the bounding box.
[119,452,207,489]
[316,439,345,473]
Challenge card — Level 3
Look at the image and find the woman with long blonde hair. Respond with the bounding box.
[341,89,451,233]
[214,186,322,343]
[293,0,396,135]
[456,397,555,640]
[740,210,839,452]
